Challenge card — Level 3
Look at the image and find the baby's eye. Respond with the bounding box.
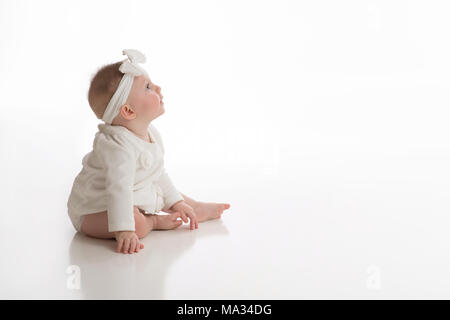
[146,84,152,90]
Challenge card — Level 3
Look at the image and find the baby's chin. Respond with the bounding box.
[151,104,165,120]
[150,103,165,118]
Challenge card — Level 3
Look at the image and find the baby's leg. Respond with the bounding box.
[81,207,148,239]
[81,206,183,239]
[162,193,197,213]
[193,201,231,222]
[178,193,231,223]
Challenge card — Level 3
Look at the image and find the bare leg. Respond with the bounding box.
[192,201,231,222]
[180,193,198,208]
[167,193,231,223]
[81,206,183,239]
[162,193,198,213]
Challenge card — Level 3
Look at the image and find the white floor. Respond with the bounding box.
[2,146,450,299]
[1,0,450,299]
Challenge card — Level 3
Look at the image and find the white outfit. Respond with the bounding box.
[67,123,184,233]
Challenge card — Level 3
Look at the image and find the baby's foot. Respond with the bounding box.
[151,212,183,230]
[193,201,231,222]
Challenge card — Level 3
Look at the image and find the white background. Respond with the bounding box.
[1,0,450,299]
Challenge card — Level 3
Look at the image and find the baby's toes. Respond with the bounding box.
[218,203,230,213]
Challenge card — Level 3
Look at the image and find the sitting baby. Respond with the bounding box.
[67,49,230,254]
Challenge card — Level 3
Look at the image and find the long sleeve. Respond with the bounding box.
[149,124,184,211]
[96,136,136,232]
[157,169,184,211]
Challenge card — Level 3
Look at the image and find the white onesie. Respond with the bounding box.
[67,123,184,233]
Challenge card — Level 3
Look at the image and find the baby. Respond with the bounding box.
[67,49,230,254]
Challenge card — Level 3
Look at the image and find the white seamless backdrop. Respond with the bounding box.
[0,0,450,299]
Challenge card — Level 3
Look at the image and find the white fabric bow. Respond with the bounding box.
[101,49,149,124]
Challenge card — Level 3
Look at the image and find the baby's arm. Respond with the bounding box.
[97,136,143,253]
[101,140,136,232]
[149,125,185,208]
[157,170,198,229]
[149,125,184,210]
[157,169,184,212]
[150,124,197,228]
[162,193,198,213]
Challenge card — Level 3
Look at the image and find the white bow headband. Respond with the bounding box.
[102,49,149,124]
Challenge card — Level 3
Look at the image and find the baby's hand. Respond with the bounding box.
[171,201,199,230]
[114,231,144,254]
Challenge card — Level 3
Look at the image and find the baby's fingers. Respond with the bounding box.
[187,211,198,230]
[171,211,181,221]
[189,215,196,230]
[180,211,188,223]
[123,239,131,254]
[129,239,137,254]
[134,239,143,252]
[193,217,199,230]
[117,239,124,253]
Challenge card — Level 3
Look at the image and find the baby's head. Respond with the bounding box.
[87,53,164,126]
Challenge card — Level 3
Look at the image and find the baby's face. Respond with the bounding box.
[126,74,164,122]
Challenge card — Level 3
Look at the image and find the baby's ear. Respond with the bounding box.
[120,104,137,120]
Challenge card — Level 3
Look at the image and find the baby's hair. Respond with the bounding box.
[87,60,125,119]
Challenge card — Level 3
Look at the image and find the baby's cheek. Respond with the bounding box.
[145,96,161,115]
[150,94,161,107]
